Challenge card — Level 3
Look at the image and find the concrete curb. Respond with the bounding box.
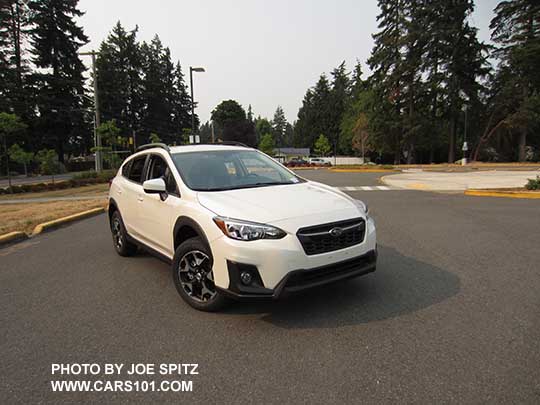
[464,189,540,199]
[0,231,29,246]
[32,207,107,235]
[380,175,403,187]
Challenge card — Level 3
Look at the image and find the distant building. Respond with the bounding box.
[273,148,310,162]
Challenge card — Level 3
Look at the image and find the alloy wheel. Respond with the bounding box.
[178,250,216,302]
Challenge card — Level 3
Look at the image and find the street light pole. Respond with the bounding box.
[189,66,205,137]
[79,51,102,172]
[462,105,468,166]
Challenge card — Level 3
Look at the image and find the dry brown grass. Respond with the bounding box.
[0,183,109,201]
[0,199,107,235]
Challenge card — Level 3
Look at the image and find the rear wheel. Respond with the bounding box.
[172,237,229,311]
[110,210,137,256]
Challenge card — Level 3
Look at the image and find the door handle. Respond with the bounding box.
[137,196,144,202]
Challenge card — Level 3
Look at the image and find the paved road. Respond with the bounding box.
[1,171,540,404]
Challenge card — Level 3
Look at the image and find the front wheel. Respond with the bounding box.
[172,237,229,312]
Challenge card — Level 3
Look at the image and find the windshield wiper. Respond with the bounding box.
[195,182,294,192]
[234,181,294,189]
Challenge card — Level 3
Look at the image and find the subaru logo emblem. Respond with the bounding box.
[329,227,343,237]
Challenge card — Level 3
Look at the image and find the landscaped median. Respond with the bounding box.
[0,204,107,247]
[32,207,107,235]
[0,182,110,247]
[464,189,540,199]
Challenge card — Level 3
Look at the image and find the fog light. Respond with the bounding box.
[240,271,252,285]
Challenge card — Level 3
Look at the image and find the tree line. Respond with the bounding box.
[197,0,540,164]
[1,0,539,174]
[293,0,540,163]
[0,0,197,176]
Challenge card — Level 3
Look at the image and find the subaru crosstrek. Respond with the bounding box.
[108,143,377,311]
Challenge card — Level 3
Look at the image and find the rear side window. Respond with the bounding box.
[121,160,132,178]
[128,156,146,183]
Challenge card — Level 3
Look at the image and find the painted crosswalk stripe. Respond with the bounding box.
[377,186,390,190]
[344,186,356,191]
[362,186,373,190]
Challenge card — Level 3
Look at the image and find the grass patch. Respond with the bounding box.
[0,199,107,235]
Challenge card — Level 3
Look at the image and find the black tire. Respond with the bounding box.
[110,210,137,257]
[172,237,229,312]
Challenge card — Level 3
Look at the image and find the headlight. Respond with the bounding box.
[213,217,286,241]
[354,199,369,215]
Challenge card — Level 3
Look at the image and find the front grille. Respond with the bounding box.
[297,218,365,255]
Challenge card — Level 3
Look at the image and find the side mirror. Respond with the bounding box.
[143,178,166,194]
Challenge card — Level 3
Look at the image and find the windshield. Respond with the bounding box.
[171,149,303,191]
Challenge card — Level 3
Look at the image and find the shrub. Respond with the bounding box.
[525,176,540,190]
[73,170,98,180]
[0,169,115,196]
[97,169,116,182]
[74,169,115,182]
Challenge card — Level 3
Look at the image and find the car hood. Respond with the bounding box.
[197,181,363,231]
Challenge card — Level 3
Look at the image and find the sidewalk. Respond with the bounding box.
[382,170,540,191]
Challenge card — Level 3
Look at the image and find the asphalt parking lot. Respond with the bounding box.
[1,170,539,404]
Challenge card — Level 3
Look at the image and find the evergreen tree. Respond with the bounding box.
[284,122,294,147]
[140,35,177,143]
[490,0,540,161]
[439,0,489,162]
[199,121,212,143]
[96,22,143,139]
[295,74,332,150]
[29,0,89,162]
[340,61,367,155]
[314,134,331,156]
[329,61,350,153]
[349,60,366,98]
[171,61,193,136]
[366,0,488,163]
[0,1,31,118]
[368,0,409,163]
[271,105,287,147]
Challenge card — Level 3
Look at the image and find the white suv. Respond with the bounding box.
[108,143,377,311]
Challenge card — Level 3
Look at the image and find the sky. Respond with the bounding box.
[78,0,500,125]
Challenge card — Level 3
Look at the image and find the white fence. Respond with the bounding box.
[315,157,367,165]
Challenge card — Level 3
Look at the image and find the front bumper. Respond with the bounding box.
[210,216,377,291]
[218,249,377,300]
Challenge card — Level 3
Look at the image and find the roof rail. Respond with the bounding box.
[136,143,170,152]
[214,141,248,147]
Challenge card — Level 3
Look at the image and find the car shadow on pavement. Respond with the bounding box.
[222,245,461,329]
